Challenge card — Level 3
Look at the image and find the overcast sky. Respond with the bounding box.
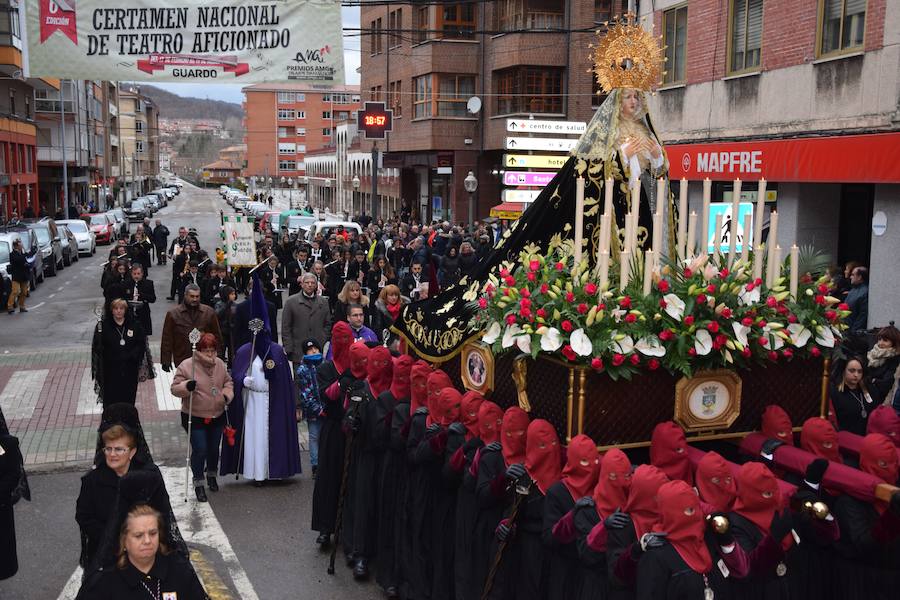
[152,6,360,105]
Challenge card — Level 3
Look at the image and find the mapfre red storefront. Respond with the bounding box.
[666,132,900,183]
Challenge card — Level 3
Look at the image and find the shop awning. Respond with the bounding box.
[489,202,526,219]
[667,132,900,183]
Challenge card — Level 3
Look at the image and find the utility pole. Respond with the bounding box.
[60,79,69,219]
[371,142,379,221]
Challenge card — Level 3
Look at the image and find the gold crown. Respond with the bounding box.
[591,13,664,93]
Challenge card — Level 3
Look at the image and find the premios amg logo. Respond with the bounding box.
[292,44,331,64]
[287,44,335,80]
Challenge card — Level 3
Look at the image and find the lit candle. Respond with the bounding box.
[728,179,741,267]
[712,212,723,258]
[769,245,782,288]
[630,211,639,255]
[740,212,752,265]
[652,210,663,256]
[643,250,654,296]
[752,245,765,281]
[604,177,614,219]
[789,244,799,299]
[767,210,779,282]
[599,250,610,291]
[620,250,631,291]
[753,178,766,252]
[678,178,688,259]
[701,178,711,259]
[622,213,632,256]
[686,211,697,258]
[631,179,641,215]
[574,176,585,265]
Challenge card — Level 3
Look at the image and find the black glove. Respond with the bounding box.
[345,414,361,433]
[707,512,734,547]
[186,380,197,392]
[484,441,501,452]
[339,374,355,394]
[496,521,513,542]
[640,532,668,551]
[760,438,784,458]
[448,422,466,435]
[161,363,172,373]
[574,496,595,510]
[426,423,441,434]
[769,509,794,540]
[604,508,630,530]
[804,458,829,487]
[414,407,429,416]
[505,463,527,481]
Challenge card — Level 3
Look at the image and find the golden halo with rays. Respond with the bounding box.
[590,13,664,93]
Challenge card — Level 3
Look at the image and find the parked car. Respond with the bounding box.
[232,195,250,211]
[219,185,230,197]
[165,185,180,196]
[144,195,161,212]
[243,201,268,219]
[124,199,150,222]
[105,208,129,236]
[82,213,115,244]
[0,227,42,288]
[58,224,78,265]
[58,219,95,256]
[148,190,169,207]
[22,218,64,277]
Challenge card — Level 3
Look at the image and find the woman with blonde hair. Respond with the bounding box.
[333,279,370,324]
[91,297,152,407]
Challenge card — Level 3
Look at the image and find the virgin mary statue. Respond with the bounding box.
[392,15,675,361]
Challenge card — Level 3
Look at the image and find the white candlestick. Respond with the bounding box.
[728,179,741,267]
[656,178,666,215]
[574,176,585,265]
[620,250,631,291]
[712,212,723,258]
[701,178,711,259]
[643,250,654,296]
[752,245,765,281]
[599,250,610,291]
[767,210,779,282]
[604,177,614,219]
[631,211,639,253]
[740,213,752,266]
[653,210,664,254]
[630,179,641,215]
[768,244,782,288]
[686,211,697,258]
[789,244,799,299]
[678,178,688,259]
[753,178,766,251]
[623,213,632,256]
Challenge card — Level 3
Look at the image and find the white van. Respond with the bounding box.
[305,221,363,243]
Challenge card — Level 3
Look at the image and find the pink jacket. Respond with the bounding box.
[171,352,234,418]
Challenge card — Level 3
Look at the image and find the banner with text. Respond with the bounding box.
[25,0,344,84]
[223,216,256,267]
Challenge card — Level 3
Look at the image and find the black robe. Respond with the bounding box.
[471,445,509,600]
[833,494,900,600]
[310,361,346,535]
[542,482,582,600]
[0,434,22,581]
[488,484,548,600]
[606,520,639,600]
[635,538,730,600]
[77,552,207,600]
[453,436,485,600]
[349,382,385,560]
[376,398,410,592]
[402,410,433,600]
[574,504,610,600]
[726,512,793,600]
[428,427,466,600]
[94,316,147,407]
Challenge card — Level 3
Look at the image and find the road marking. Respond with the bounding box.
[154,363,180,411]
[57,286,64,291]
[75,367,102,415]
[48,293,56,299]
[29,302,45,310]
[0,369,49,420]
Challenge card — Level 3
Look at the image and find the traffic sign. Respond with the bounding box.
[504,154,569,169]
[503,171,556,187]
[357,102,393,139]
[505,137,577,152]
[706,202,754,253]
[502,189,542,203]
[506,119,586,134]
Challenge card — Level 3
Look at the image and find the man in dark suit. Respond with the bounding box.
[232,278,279,351]
[122,263,157,335]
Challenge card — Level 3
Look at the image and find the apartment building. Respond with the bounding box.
[118,85,160,201]
[241,83,361,185]
[360,1,626,223]
[643,0,899,326]
[200,144,246,186]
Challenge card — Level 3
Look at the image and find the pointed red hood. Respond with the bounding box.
[461,391,485,440]
[733,462,783,538]
[330,321,354,373]
[867,406,900,447]
[390,355,414,400]
[695,451,736,513]
[436,387,462,427]
[349,342,370,378]
[761,405,794,446]
[477,401,503,444]
[593,448,632,519]
[800,417,841,463]
[656,481,713,574]
[860,433,899,513]
[409,361,431,414]
[500,407,530,467]
[650,421,694,484]
[367,346,393,397]
[561,434,600,501]
[525,419,562,494]
[623,465,669,538]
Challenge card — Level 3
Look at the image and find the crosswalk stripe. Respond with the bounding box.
[0,369,49,420]
[75,367,102,415]
[154,363,181,411]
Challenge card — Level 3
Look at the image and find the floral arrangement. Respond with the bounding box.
[476,245,848,380]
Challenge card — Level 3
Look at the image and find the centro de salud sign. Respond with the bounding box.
[24,0,345,84]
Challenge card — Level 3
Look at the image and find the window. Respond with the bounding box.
[296,127,306,136]
[279,160,296,170]
[136,141,144,153]
[277,92,295,103]
[297,162,306,171]
[594,0,613,23]
[819,0,866,56]
[135,120,144,133]
[278,109,296,120]
[8,90,14,117]
[591,77,608,108]
[494,66,564,115]
[437,75,475,116]
[278,127,290,138]
[296,144,307,153]
[296,111,306,119]
[438,3,476,40]
[389,9,403,48]
[413,6,429,44]
[370,17,383,54]
[322,111,332,120]
[496,0,565,32]
[279,143,296,154]
[729,0,763,73]
[370,86,382,101]
[389,80,402,116]
[414,75,433,118]
[0,6,22,49]
[332,93,353,104]
[663,5,688,85]
[323,128,332,136]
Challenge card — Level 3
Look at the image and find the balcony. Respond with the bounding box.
[109,134,119,146]
[109,103,118,117]
[37,146,89,165]
[35,99,74,113]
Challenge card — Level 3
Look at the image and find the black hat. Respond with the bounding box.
[301,338,320,353]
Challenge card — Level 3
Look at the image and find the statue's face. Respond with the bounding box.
[620,89,641,119]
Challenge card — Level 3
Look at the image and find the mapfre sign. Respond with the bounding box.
[667,133,900,183]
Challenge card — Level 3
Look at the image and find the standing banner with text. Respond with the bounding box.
[223,216,256,267]
[24,0,345,84]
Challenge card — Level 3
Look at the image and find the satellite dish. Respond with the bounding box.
[467,96,482,115]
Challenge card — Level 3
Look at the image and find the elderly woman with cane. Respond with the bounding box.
[171,331,233,502]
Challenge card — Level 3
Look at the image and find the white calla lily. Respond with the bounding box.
[738,285,761,306]
[570,328,594,356]
[540,327,563,352]
[635,336,666,357]
[663,293,686,320]
[516,334,532,354]
[787,323,811,348]
[694,329,713,355]
[612,333,635,354]
[502,324,523,349]
[732,321,750,346]
[815,326,835,348]
[763,325,784,350]
[482,321,502,344]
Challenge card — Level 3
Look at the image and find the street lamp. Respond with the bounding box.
[288,177,294,207]
[464,170,478,226]
[351,174,360,214]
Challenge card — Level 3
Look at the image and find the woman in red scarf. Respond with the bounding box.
[696,451,737,513]
[801,417,842,463]
[650,421,694,485]
[833,433,900,600]
[372,284,407,340]
[761,405,795,446]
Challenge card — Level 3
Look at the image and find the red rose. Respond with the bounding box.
[659,298,668,308]
[612,353,625,366]
[478,298,488,309]
[768,351,779,362]
[658,280,670,293]
[815,294,826,306]
[562,345,576,361]
[742,317,753,327]
[520,297,531,309]
[811,347,821,358]
[521,308,532,319]
[825,310,837,321]
[782,348,794,359]
[599,303,606,310]
[776,305,788,315]
[620,296,632,309]
[715,334,728,347]
[659,329,674,341]
[624,313,637,323]
[801,274,813,283]
[648,358,660,370]
[520,287,531,298]
[721,307,732,318]
[486,283,495,294]
[696,294,707,304]
[758,336,769,346]
[683,268,693,277]
[719,268,729,278]
[577,303,589,315]
[688,348,697,356]
[506,314,517,325]
[766,296,777,308]
[746,283,755,292]
[500,268,509,278]
[537,308,547,318]
[754,278,763,286]
[629,353,640,365]
[561,320,573,333]
[527,272,536,282]
[529,260,541,272]
[540,283,549,294]
[584,282,598,295]
[787,314,798,323]
[707,284,716,294]
[741,347,752,358]
[838,303,849,311]
[505,276,516,286]
[758,319,767,328]
[503,288,511,297]
[818,284,828,293]
[555,262,564,271]
[708,321,720,333]
[565,291,575,303]
[684,316,695,326]
[591,357,604,370]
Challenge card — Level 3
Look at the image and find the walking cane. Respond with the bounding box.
[184,327,202,502]
[480,479,532,600]
[328,392,364,575]
[235,318,264,480]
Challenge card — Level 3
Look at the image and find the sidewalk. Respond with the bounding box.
[1,344,308,470]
